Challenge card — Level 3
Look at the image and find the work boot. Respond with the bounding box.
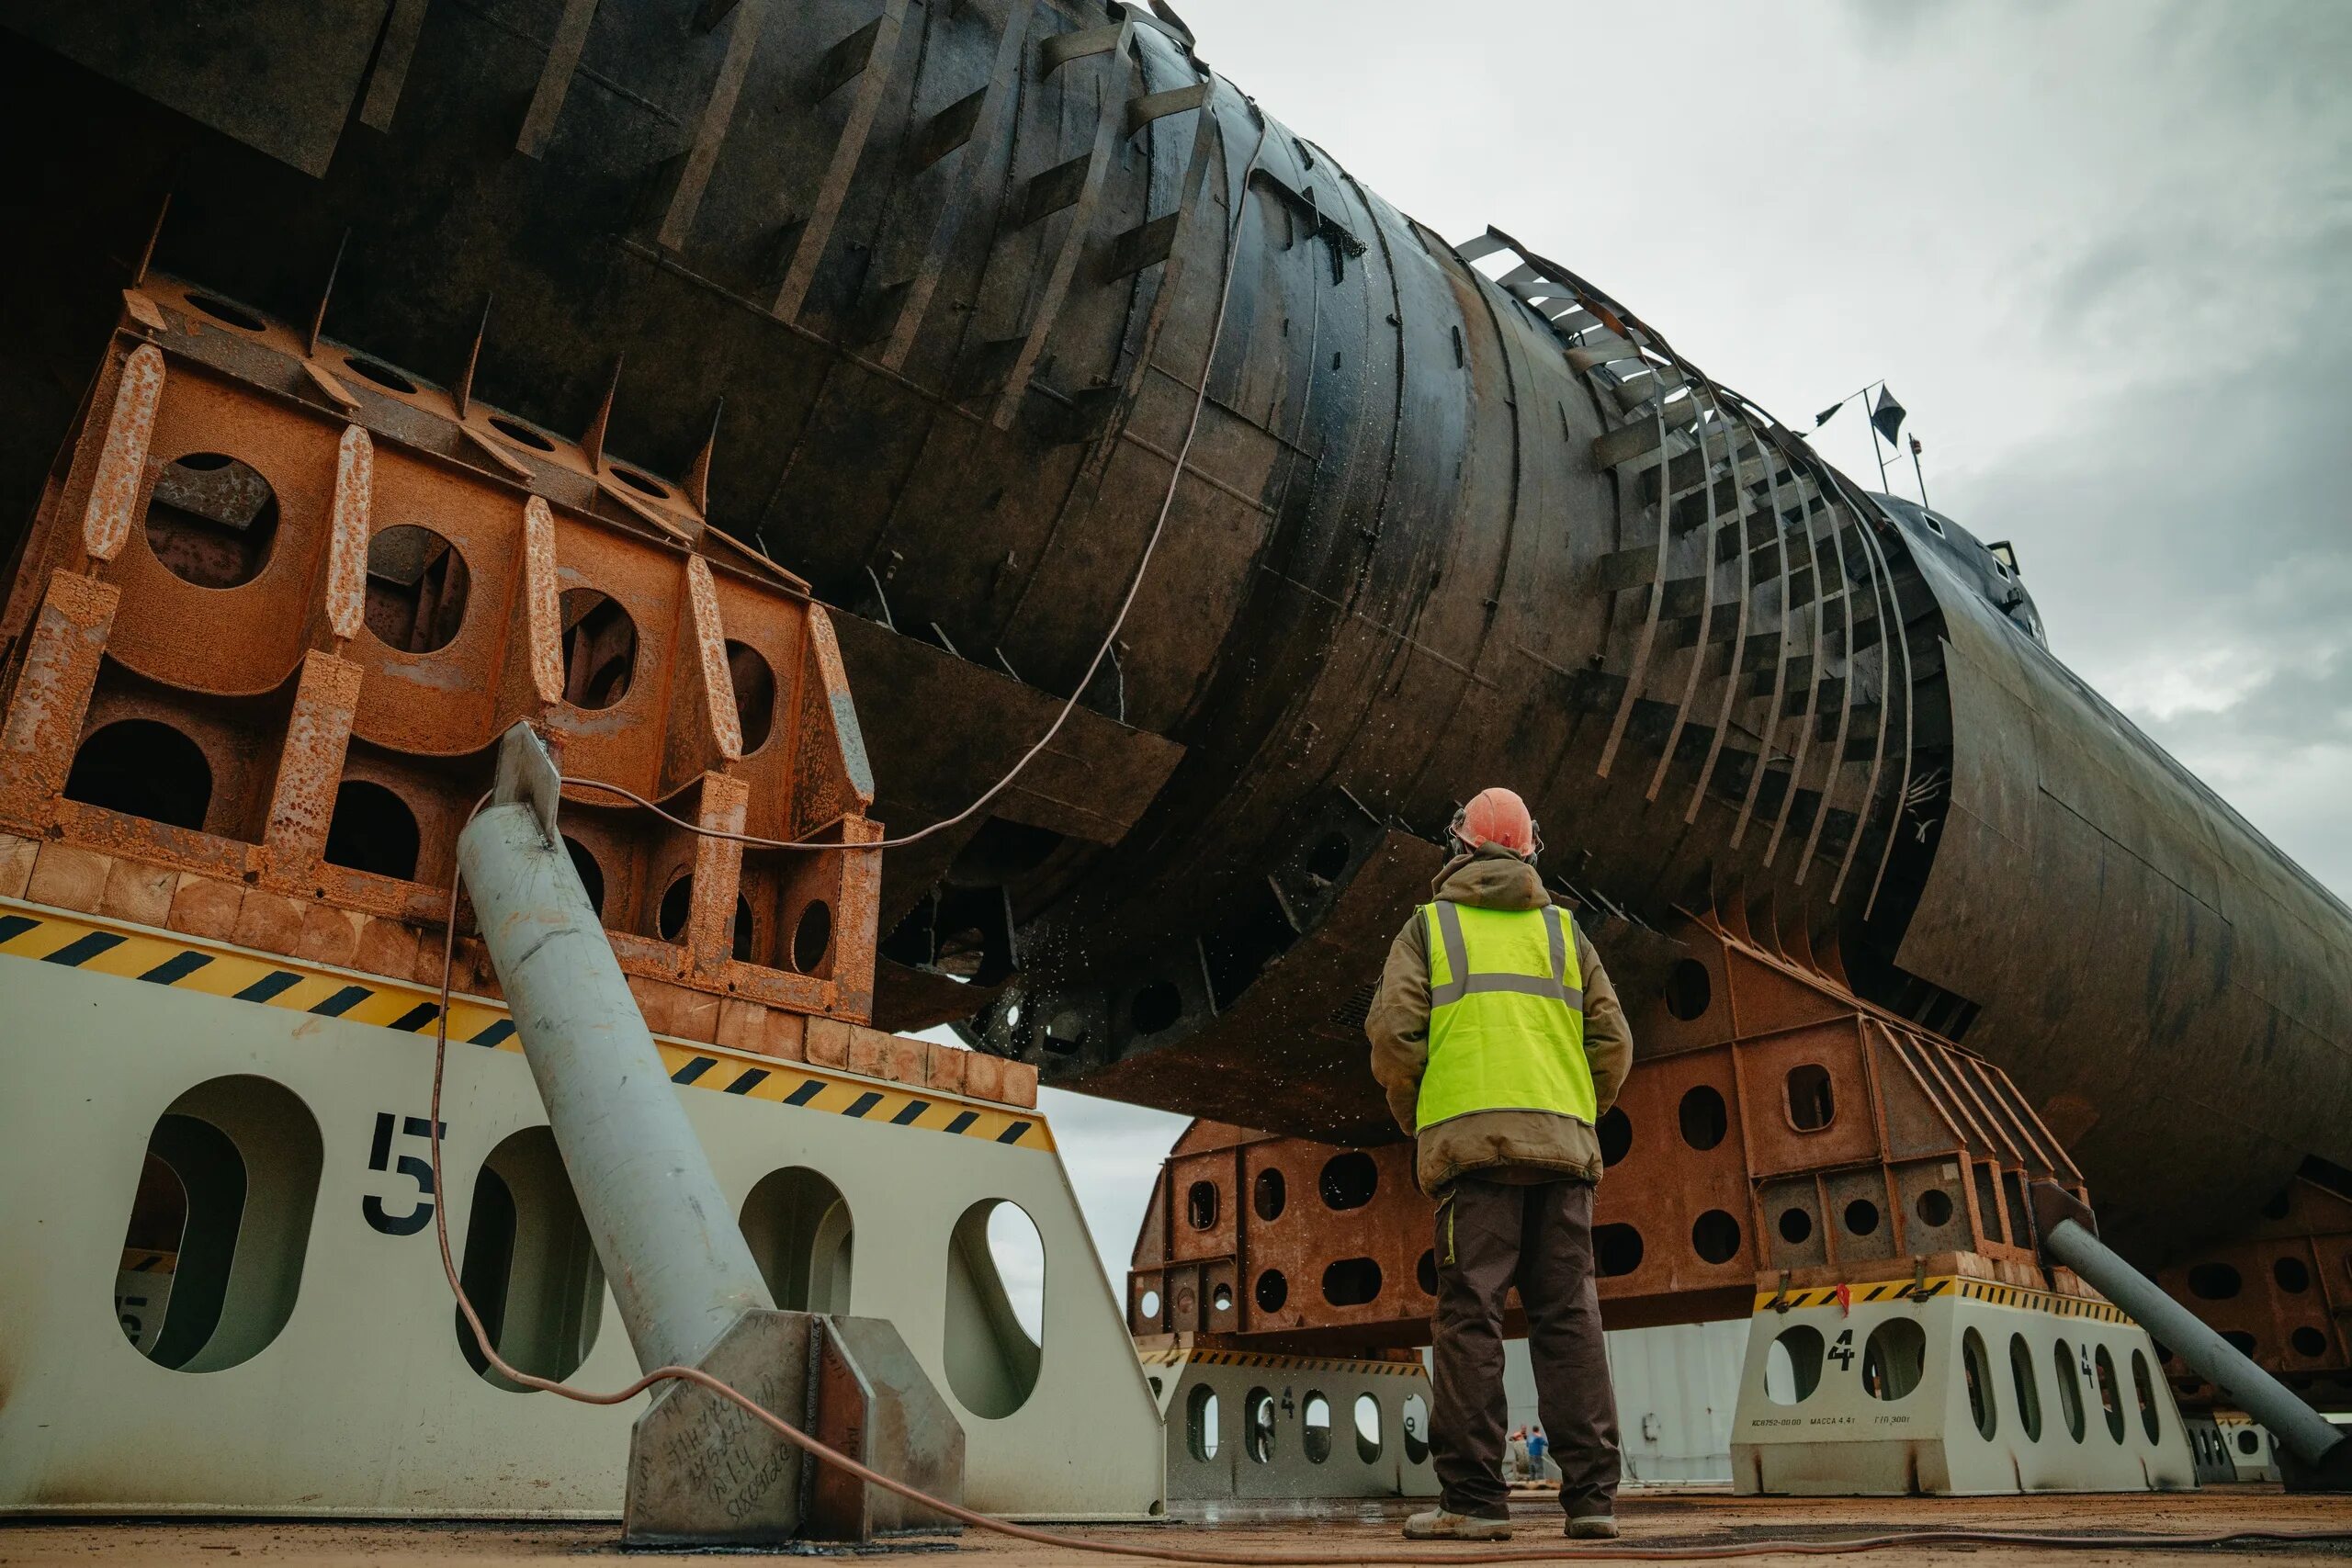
[1403,1508,1512,1540]
[1566,1514,1619,1540]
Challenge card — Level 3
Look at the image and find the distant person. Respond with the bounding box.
[1527,1426,1549,1472]
[1368,787,1631,1541]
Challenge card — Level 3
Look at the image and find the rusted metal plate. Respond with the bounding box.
[75,344,163,563]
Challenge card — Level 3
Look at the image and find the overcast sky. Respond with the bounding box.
[1004,0,2352,1295]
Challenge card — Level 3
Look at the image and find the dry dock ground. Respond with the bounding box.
[6,1488,2351,1567]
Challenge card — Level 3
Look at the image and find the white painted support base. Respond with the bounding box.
[2213,1415,2283,1483]
[1141,1347,1440,1500]
[0,903,1164,1521]
[1731,1274,2199,1495]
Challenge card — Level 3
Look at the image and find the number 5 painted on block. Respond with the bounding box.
[363,1111,447,1236]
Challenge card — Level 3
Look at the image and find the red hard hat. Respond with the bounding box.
[1453,786,1539,858]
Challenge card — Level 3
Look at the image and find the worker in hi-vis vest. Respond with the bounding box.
[1366,787,1634,1541]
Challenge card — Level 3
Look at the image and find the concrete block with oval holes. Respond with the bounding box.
[1731,1278,2197,1495]
[0,907,1164,1521]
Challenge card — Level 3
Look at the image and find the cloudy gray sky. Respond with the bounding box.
[1005,0,2352,1293]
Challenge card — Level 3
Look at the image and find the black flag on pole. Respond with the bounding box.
[1814,401,1845,428]
[1871,386,1907,445]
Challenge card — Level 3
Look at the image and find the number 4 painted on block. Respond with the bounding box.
[1827,1327,1857,1372]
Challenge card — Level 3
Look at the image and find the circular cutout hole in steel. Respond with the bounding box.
[1185,1181,1218,1232]
[1677,1086,1726,1151]
[559,589,638,709]
[1254,1269,1288,1313]
[185,293,266,332]
[66,718,211,831]
[1594,1223,1644,1278]
[2188,1262,2242,1301]
[145,453,278,589]
[1777,1207,1814,1246]
[1317,1152,1378,1211]
[1253,1168,1285,1222]
[1916,1188,1955,1228]
[344,355,420,395]
[1842,1198,1881,1237]
[1664,958,1712,1021]
[1320,1258,1382,1307]
[655,876,753,958]
[614,465,669,498]
[323,779,420,881]
[364,524,470,653]
[1130,981,1182,1035]
[562,836,606,916]
[489,414,557,452]
[726,640,775,752]
[793,900,833,975]
[1785,1064,1835,1131]
[1690,1209,1741,1266]
[1599,1106,1633,1167]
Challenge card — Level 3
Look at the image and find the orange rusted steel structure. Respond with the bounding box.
[1128,913,2094,1352]
[2151,1177,2352,1411]
[0,276,1031,1111]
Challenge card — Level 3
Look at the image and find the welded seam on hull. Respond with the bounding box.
[1730,436,1800,849]
[1763,489,1836,871]
[1836,499,1917,912]
[1593,405,1672,779]
[990,23,1135,428]
[880,0,1037,369]
[1794,490,1863,883]
[776,0,916,321]
[1820,502,1895,897]
[1686,417,1761,825]
[1645,397,1724,803]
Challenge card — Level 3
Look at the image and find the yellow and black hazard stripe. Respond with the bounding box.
[1752,1275,2134,1326]
[0,901,1050,1152]
[1137,1348,1427,1376]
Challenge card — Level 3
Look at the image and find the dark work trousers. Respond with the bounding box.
[1430,1175,1621,1519]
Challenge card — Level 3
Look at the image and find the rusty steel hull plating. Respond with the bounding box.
[0,2,2346,1267]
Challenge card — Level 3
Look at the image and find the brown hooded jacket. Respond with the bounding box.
[1364,846,1634,1194]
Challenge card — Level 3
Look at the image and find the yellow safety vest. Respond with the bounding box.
[1416,900,1594,1129]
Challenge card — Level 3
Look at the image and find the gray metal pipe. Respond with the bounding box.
[2034,1189,2342,1467]
[457,724,775,1375]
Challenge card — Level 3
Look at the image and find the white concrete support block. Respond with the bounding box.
[0,902,1164,1522]
[1731,1275,2199,1495]
[1142,1348,1439,1500]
